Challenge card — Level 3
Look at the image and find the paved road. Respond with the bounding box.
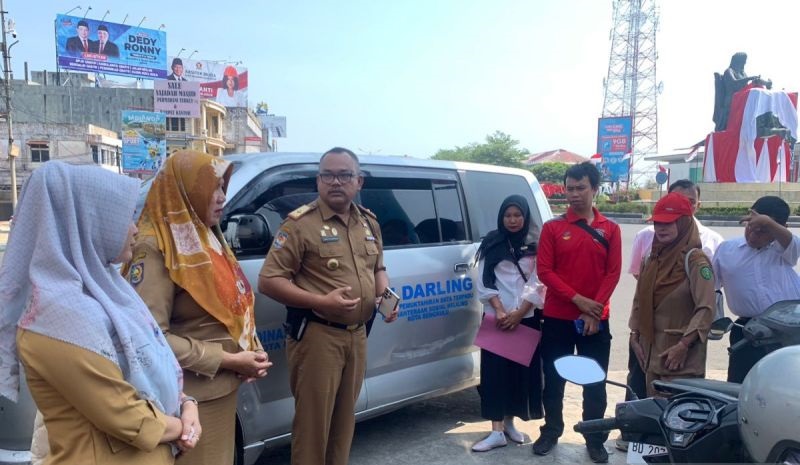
[255,222,761,465]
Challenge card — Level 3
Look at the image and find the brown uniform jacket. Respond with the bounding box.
[630,251,716,377]
[17,330,174,465]
[259,200,384,325]
[129,237,259,401]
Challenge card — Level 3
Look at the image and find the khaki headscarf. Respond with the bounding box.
[636,215,701,342]
[128,150,257,350]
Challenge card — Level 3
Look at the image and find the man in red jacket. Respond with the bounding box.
[533,162,622,463]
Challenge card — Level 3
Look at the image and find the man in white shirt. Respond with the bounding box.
[617,179,724,451]
[713,196,800,383]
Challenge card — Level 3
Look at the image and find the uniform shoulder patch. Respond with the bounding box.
[128,262,145,286]
[273,229,290,249]
[357,204,377,219]
[288,203,316,220]
[699,266,713,280]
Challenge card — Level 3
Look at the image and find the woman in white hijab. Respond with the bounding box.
[0,162,201,465]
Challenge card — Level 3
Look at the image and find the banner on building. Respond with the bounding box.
[166,56,248,108]
[154,80,201,117]
[55,14,167,79]
[121,111,166,175]
[596,116,633,182]
[260,115,287,137]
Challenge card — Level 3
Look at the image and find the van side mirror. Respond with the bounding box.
[224,214,271,256]
[709,317,734,340]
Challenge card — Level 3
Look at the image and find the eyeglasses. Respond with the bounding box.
[318,172,356,184]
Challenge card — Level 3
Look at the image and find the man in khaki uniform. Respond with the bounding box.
[258,147,397,465]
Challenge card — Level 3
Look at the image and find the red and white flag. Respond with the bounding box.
[590,153,602,164]
[658,164,667,173]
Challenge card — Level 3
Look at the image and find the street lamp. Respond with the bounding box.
[64,5,81,16]
[82,6,91,18]
[188,49,198,60]
[0,0,17,211]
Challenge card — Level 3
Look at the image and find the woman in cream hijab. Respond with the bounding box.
[629,192,716,396]
[0,162,200,464]
[125,150,270,465]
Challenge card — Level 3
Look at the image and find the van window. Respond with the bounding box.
[361,177,467,247]
[461,171,540,240]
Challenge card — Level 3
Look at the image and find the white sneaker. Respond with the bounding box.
[472,431,507,452]
[503,419,525,444]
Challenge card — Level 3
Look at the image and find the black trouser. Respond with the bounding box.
[625,344,647,401]
[727,317,771,383]
[540,316,612,446]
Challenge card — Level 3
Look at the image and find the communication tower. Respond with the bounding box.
[601,0,661,184]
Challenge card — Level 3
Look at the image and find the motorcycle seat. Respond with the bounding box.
[659,378,741,398]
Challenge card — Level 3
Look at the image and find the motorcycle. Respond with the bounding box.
[555,299,800,464]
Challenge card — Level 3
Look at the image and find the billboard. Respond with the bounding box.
[121,111,166,175]
[154,80,201,117]
[260,115,287,137]
[167,57,248,107]
[596,116,633,182]
[55,15,167,79]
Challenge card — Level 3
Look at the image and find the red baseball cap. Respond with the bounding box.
[647,192,693,223]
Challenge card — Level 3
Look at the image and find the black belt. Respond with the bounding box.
[307,312,363,331]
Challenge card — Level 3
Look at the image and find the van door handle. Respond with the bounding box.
[453,262,471,273]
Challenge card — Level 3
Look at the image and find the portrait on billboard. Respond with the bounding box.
[55,15,167,79]
[167,57,187,81]
[167,57,249,108]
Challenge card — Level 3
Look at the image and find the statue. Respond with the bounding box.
[713,52,771,131]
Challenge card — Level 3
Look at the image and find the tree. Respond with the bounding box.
[529,162,569,184]
[432,131,528,168]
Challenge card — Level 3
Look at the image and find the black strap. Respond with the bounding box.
[562,214,609,251]
[507,239,529,281]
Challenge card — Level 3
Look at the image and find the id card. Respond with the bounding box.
[377,287,400,319]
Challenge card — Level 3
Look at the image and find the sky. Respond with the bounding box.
[7,0,800,162]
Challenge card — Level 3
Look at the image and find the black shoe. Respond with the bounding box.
[586,443,609,463]
[531,435,558,455]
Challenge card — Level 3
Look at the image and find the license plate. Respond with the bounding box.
[627,442,668,464]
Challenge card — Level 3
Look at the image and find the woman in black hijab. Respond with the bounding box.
[471,195,545,452]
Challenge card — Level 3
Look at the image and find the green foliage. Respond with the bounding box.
[432,131,527,168]
[696,207,751,217]
[529,162,569,184]
[596,202,650,214]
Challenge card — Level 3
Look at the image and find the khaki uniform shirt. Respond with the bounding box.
[129,237,253,401]
[631,251,716,377]
[259,200,384,325]
[18,330,173,465]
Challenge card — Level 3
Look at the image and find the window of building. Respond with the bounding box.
[30,143,50,163]
[91,145,99,163]
[211,116,219,137]
[166,117,186,132]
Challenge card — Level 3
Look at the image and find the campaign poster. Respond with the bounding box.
[166,56,248,108]
[596,116,632,182]
[121,111,166,175]
[55,15,167,79]
[154,80,201,117]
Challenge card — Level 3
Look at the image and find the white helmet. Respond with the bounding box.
[739,345,800,463]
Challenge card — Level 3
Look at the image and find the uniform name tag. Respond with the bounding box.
[322,236,340,243]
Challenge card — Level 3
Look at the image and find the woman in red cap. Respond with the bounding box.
[216,66,245,107]
[629,192,716,396]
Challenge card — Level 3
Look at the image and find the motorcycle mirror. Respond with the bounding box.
[554,355,606,385]
[709,317,734,340]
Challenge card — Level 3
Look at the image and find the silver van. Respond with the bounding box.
[0,153,552,465]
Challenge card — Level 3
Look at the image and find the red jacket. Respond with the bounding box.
[537,207,622,321]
